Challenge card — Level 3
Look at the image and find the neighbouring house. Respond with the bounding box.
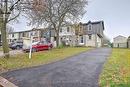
[113,35,127,48]
[76,21,105,47]
[8,28,48,44]
[127,36,130,48]
[59,26,76,46]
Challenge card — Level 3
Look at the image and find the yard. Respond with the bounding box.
[0,47,12,51]
[99,48,130,87]
[0,47,91,74]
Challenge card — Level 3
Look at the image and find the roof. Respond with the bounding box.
[113,35,127,39]
[82,21,105,30]
[9,28,47,34]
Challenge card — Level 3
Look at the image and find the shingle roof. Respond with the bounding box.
[82,21,105,30]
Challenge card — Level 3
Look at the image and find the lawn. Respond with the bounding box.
[99,48,130,87]
[0,47,3,51]
[0,47,12,51]
[0,47,91,74]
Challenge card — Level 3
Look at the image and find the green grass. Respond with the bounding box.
[0,47,3,51]
[0,47,91,73]
[99,48,130,87]
[0,47,12,51]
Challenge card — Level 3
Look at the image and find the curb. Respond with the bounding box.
[0,76,18,87]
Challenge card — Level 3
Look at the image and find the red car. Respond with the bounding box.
[23,41,53,52]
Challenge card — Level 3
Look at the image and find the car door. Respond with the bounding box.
[35,42,42,51]
[43,41,49,50]
[38,42,45,51]
[40,41,48,50]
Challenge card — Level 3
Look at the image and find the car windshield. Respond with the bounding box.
[32,41,40,45]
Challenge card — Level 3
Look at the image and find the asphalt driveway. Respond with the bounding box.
[0,48,112,87]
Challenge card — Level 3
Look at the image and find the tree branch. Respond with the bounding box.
[7,11,21,22]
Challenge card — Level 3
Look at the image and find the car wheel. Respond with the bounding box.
[16,46,20,50]
[32,48,37,52]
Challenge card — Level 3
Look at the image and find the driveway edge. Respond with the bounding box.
[0,76,18,87]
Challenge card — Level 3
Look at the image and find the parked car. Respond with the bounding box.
[23,41,53,52]
[9,41,23,50]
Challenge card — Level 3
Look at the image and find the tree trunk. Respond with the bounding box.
[56,32,59,47]
[0,11,10,58]
[1,21,10,58]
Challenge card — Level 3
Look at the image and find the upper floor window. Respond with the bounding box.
[60,28,62,32]
[88,24,92,31]
[67,27,70,32]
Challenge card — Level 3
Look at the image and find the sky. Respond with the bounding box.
[12,0,130,41]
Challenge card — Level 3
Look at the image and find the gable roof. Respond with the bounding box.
[82,21,105,30]
[113,35,127,39]
[8,28,47,34]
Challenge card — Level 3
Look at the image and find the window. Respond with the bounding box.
[34,31,37,35]
[12,34,14,37]
[67,27,70,32]
[22,33,25,37]
[54,37,56,41]
[88,34,92,40]
[60,29,62,32]
[88,24,92,31]
[81,36,84,43]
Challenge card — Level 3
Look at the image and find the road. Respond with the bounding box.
[0,48,112,87]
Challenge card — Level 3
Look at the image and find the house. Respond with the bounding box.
[113,35,127,48]
[48,21,105,47]
[59,26,76,46]
[8,28,48,44]
[77,21,105,47]
[127,36,130,48]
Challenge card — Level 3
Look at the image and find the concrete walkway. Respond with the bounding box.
[0,48,112,87]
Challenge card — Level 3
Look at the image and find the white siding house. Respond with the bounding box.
[59,26,76,46]
[77,21,104,47]
[113,35,127,48]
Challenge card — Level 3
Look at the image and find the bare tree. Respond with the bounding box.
[0,0,20,58]
[7,25,14,33]
[0,0,44,58]
[26,0,88,47]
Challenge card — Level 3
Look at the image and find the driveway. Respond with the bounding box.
[0,48,112,87]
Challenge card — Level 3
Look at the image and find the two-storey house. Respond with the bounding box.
[77,21,104,47]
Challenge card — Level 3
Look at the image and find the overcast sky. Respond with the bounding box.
[12,0,130,41]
